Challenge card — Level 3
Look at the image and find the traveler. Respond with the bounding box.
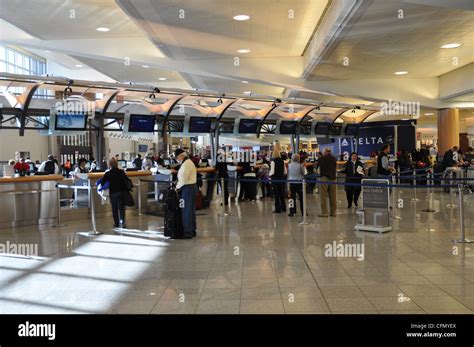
[464,147,474,163]
[258,158,271,199]
[341,152,364,208]
[318,148,337,217]
[397,149,412,183]
[215,149,229,206]
[39,154,59,174]
[100,157,130,228]
[175,149,197,238]
[270,150,287,213]
[142,153,154,171]
[377,145,394,176]
[287,154,306,217]
[305,165,318,194]
[89,157,98,171]
[441,146,460,169]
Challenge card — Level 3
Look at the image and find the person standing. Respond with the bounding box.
[215,149,229,206]
[175,149,197,238]
[74,158,89,175]
[287,154,306,217]
[270,150,287,213]
[377,144,394,176]
[342,152,364,208]
[99,157,129,228]
[318,148,337,217]
[39,154,60,174]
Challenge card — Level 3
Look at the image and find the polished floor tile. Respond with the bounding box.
[0,189,472,314]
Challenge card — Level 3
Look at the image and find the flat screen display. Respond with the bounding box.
[189,117,211,133]
[315,122,331,135]
[279,121,298,135]
[345,124,359,136]
[138,144,148,153]
[128,115,155,133]
[238,119,260,134]
[329,123,343,136]
[55,113,88,131]
[219,122,235,134]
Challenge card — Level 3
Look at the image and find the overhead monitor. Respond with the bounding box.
[314,122,331,135]
[344,124,359,136]
[128,115,155,133]
[55,113,88,131]
[329,123,343,136]
[238,119,260,134]
[189,116,212,133]
[218,121,235,134]
[279,120,298,135]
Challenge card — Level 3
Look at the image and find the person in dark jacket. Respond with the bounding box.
[270,150,287,213]
[397,149,412,184]
[342,152,365,208]
[215,149,229,206]
[377,144,394,176]
[100,157,129,228]
[318,148,337,217]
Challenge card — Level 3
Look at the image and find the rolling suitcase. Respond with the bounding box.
[195,190,203,210]
[163,187,184,239]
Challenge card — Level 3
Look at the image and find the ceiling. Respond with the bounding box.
[0,0,473,116]
[308,0,474,80]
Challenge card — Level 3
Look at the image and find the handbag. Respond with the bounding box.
[123,190,135,207]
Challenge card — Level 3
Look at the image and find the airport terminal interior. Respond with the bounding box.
[0,0,473,316]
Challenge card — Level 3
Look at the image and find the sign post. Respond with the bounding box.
[355,179,392,233]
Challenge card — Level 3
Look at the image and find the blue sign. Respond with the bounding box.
[340,126,395,157]
[138,144,148,153]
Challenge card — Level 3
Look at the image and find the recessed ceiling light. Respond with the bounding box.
[75,64,84,68]
[237,49,251,54]
[424,112,434,116]
[441,43,462,49]
[394,71,408,75]
[242,80,248,83]
[158,77,166,81]
[233,15,250,21]
[96,27,110,32]
[44,50,51,53]
[243,91,252,95]
[142,65,149,68]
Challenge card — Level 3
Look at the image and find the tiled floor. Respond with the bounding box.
[0,188,473,314]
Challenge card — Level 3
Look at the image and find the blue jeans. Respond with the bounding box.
[180,184,197,237]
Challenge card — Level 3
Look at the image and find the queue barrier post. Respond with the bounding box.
[299,178,312,226]
[88,178,102,236]
[137,178,142,216]
[218,177,229,217]
[452,184,473,244]
[411,169,420,202]
[53,183,67,228]
[422,172,436,213]
[391,176,401,220]
[446,175,457,208]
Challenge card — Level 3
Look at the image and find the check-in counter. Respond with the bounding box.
[0,175,64,228]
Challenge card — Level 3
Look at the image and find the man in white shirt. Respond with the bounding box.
[39,154,60,174]
[175,149,197,238]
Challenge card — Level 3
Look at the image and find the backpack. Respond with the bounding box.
[44,160,55,174]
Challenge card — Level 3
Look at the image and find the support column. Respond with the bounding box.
[437,108,459,154]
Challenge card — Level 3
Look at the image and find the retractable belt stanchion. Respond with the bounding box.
[391,176,401,220]
[411,169,420,202]
[137,178,142,216]
[446,174,457,208]
[88,178,102,236]
[299,178,311,226]
[453,184,473,243]
[53,183,67,228]
[422,171,436,213]
[218,177,229,217]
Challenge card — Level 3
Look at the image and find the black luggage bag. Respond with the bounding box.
[163,187,184,239]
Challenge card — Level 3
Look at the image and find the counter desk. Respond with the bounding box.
[0,175,64,228]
